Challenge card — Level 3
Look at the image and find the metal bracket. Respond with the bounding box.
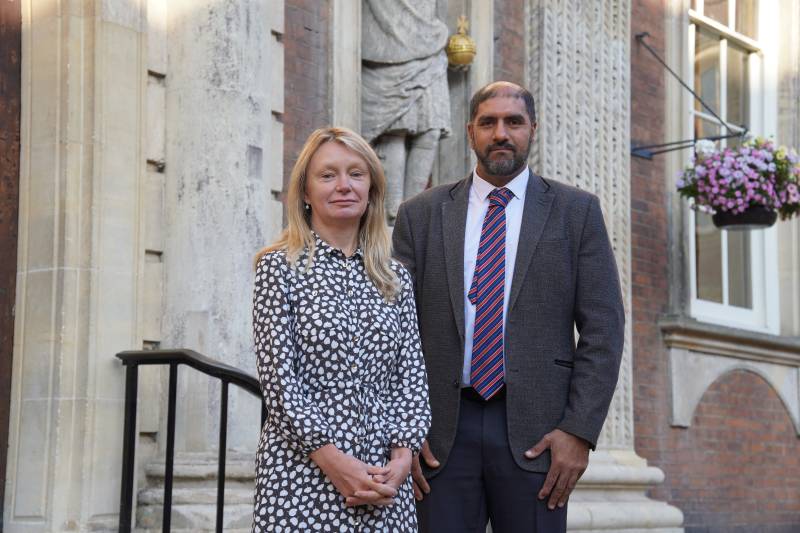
[631,32,748,158]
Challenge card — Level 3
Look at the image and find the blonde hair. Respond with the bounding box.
[255,127,400,300]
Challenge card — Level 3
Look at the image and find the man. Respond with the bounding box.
[392,81,624,532]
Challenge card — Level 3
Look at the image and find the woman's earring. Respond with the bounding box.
[304,203,310,211]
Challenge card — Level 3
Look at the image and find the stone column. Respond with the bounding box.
[331,0,361,131]
[778,0,800,337]
[162,0,284,453]
[526,2,684,531]
[4,1,147,530]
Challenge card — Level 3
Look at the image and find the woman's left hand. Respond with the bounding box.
[345,447,412,507]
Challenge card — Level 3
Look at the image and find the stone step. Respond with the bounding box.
[135,529,250,533]
[136,502,254,531]
[136,451,256,531]
[144,451,256,482]
[138,486,254,506]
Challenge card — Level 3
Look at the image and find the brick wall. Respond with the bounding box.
[631,2,800,532]
[672,371,800,532]
[630,0,672,502]
[283,0,331,191]
[493,0,525,86]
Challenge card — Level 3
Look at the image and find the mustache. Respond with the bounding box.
[487,142,516,153]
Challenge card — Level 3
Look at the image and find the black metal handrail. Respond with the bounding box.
[116,349,265,533]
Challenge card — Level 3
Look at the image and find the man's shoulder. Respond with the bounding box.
[539,176,597,208]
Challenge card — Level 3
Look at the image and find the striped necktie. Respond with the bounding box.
[468,187,514,400]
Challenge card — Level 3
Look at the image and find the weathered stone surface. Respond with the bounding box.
[135,452,255,531]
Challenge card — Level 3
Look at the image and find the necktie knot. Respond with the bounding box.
[489,187,513,208]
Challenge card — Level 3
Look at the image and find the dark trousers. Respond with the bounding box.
[417,390,567,533]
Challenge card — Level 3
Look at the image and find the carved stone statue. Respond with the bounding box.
[361,0,452,223]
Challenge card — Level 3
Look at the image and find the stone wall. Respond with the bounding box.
[161,0,284,453]
[3,0,285,530]
[5,1,146,529]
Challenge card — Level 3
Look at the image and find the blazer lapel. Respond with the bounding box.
[441,176,471,341]
[509,173,554,312]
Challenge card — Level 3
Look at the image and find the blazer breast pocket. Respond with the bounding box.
[553,359,574,369]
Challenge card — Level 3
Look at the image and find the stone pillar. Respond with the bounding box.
[331,0,361,131]
[162,0,284,453]
[4,1,147,530]
[778,0,800,337]
[526,2,684,531]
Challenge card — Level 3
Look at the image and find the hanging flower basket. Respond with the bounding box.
[676,138,800,230]
[711,204,777,230]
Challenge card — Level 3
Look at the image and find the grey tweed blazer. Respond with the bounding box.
[392,172,624,475]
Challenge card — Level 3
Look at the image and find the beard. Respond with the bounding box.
[476,137,533,177]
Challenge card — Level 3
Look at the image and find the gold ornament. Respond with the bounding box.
[446,15,476,67]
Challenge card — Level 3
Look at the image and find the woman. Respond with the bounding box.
[252,127,431,531]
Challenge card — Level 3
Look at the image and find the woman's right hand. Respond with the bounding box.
[310,444,397,507]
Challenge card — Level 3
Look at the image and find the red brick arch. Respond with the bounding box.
[666,369,800,532]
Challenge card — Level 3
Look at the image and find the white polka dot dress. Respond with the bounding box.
[252,235,431,532]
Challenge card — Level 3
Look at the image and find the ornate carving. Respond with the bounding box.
[526,0,633,449]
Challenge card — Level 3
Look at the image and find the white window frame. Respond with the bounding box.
[685,0,780,334]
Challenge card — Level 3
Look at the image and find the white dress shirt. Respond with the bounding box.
[462,167,530,385]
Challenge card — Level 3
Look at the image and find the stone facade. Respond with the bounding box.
[3,0,283,531]
[3,1,800,532]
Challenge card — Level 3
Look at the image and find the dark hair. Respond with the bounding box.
[469,83,536,124]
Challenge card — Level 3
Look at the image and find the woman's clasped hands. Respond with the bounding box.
[310,445,413,507]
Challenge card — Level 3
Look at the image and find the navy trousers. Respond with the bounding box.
[417,390,568,533]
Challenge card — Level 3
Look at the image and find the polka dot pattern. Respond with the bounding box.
[252,234,431,531]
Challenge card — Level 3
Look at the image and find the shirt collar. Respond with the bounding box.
[471,166,530,203]
[312,230,363,259]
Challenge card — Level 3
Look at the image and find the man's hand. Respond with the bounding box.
[310,444,397,507]
[347,447,413,507]
[524,429,589,510]
[410,440,439,501]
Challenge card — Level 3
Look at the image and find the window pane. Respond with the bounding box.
[727,230,752,308]
[727,45,750,128]
[696,212,723,303]
[694,30,720,116]
[735,0,759,39]
[703,0,729,26]
[694,117,720,141]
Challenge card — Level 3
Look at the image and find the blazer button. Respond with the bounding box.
[452,379,459,388]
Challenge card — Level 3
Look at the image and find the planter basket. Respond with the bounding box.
[711,205,778,230]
